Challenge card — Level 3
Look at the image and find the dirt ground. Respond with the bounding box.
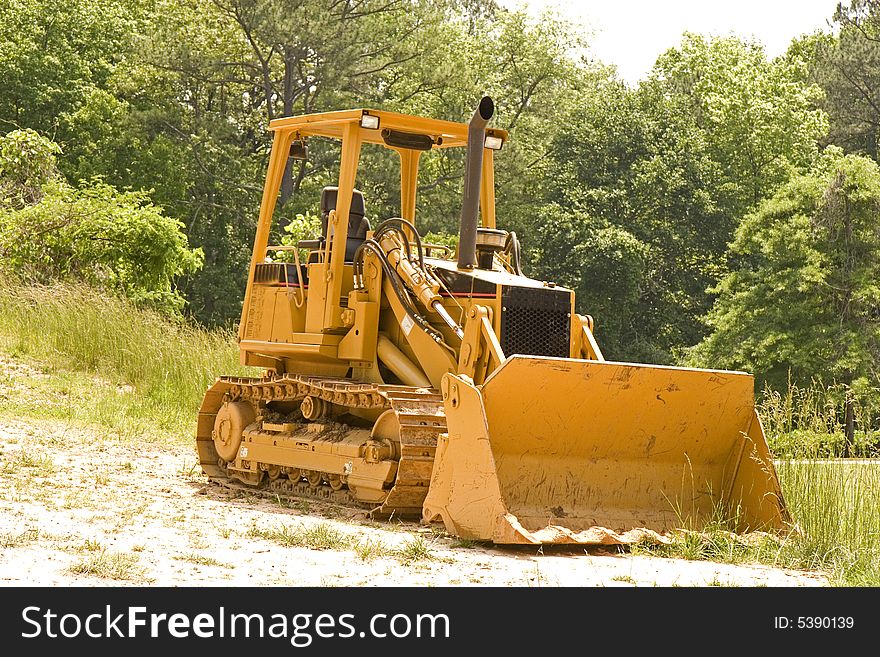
[0,413,831,588]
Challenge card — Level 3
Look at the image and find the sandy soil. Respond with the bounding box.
[0,414,830,588]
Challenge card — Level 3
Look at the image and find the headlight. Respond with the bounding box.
[360,113,380,129]
[484,134,503,150]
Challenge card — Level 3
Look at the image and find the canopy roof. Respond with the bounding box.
[269,108,508,149]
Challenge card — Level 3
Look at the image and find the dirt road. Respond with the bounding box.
[0,416,829,587]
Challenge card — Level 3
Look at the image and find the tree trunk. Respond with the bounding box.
[280,160,294,206]
[844,396,855,458]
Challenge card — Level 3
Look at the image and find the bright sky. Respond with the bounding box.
[500,0,842,84]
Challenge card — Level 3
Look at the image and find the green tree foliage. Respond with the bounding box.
[0,0,134,131]
[527,34,829,363]
[802,1,880,159]
[0,130,203,315]
[650,33,827,214]
[0,0,844,377]
[0,0,606,327]
[690,149,880,397]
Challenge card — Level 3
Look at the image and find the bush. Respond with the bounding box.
[0,129,202,315]
[0,128,61,208]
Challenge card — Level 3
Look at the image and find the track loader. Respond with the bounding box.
[197,97,790,545]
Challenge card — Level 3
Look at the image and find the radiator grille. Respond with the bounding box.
[500,286,571,358]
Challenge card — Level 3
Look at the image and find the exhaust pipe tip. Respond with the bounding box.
[477,96,494,121]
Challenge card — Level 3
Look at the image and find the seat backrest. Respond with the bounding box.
[320,187,368,239]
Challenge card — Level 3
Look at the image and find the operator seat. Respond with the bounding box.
[320,186,370,262]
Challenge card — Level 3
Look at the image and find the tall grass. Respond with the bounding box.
[775,460,880,585]
[0,283,250,439]
[632,457,880,585]
[758,379,880,457]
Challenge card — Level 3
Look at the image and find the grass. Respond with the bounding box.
[0,528,41,548]
[775,460,880,585]
[247,522,353,551]
[632,460,880,586]
[175,552,224,567]
[613,377,880,586]
[0,282,251,441]
[81,539,103,552]
[759,379,880,458]
[396,536,437,564]
[247,521,443,565]
[354,538,393,561]
[68,550,147,581]
[0,450,55,476]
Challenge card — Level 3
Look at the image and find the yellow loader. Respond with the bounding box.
[196,97,789,545]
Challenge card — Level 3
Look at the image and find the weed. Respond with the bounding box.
[178,461,200,480]
[272,494,298,510]
[82,539,103,552]
[705,577,739,587]
[1,450,55,475]
[354,538,391,562]
[0,283,254,440]
[395,536,436,564]
[175,553,223,567]
[631,460,880,586]
[0,528,40,547]
[189,535,210,550]
[247,522,352,550]
[68,551,146,581]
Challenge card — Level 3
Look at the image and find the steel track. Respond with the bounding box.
[195,374,447,519]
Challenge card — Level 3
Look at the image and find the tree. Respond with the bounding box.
[803,1,880,159]
[522,34,830,364]
[530,74,735,363]
[530,203,651,359]
[689,148,880,452]
[0,0,135,132]
[650,33,827,215]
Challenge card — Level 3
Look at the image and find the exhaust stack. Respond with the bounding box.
[457,96,494,269]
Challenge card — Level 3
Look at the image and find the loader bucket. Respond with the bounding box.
[422,356,789,545]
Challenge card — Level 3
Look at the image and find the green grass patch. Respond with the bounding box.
[0,449,55,476]
[395,536,436,564]
[0,283,252,441]
[353,538,393,562]
[759,380,880,458]
[775,460,880,585]
[247,522,353,551]
[248,522,444,565]
[633,460,880,586]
